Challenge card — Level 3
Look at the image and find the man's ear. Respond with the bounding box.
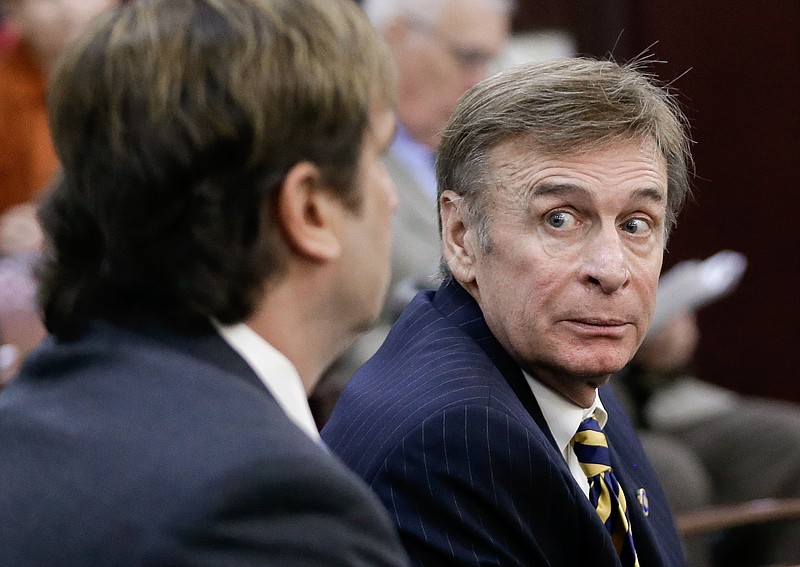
[276,161,342,262]
[440,190,477,284]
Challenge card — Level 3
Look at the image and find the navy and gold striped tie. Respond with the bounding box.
[572,413,639,567]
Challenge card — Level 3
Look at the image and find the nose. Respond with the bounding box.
[580,226,630,294]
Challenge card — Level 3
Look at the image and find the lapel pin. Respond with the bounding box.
[637,488,650,516]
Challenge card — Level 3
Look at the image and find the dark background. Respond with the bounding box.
[515,1,800,403]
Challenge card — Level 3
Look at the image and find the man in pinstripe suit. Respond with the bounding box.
[323,58,691,566]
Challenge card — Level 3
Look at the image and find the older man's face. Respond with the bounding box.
[388,0,509,150]
[445,137,668,407]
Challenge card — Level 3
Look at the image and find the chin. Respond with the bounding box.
[563,355,629,381]
[580,343,636,373]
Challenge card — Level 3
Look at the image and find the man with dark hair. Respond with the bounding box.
[324,58,692,566]
[0,0,408,564]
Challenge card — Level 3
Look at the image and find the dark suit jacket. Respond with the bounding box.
[323,280,686,566]
[0,319,408,566]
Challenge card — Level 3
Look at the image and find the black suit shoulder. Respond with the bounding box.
[0,322,408,566]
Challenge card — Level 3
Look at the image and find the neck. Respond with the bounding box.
[529,368,607,409]
[245,269,354,395]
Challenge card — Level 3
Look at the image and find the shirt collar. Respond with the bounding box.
[214,321,321,443]
[524,370,607,457]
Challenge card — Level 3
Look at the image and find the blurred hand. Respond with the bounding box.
[0,253,46,385]
[634,311,700,373]
[0,344,20,388]
[0,203,43,255]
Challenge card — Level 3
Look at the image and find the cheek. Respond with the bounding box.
[641,260,663,301]
[519,271,562,333]
[422,64,461,107]
[370,183,395,236]
[484,248,552,319]
[632,264,662,335]
[630,248,663,289]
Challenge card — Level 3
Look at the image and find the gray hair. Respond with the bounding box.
[436,57,692,256]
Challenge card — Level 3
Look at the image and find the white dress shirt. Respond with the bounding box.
[524,371,608,498]
[215,321,321,443]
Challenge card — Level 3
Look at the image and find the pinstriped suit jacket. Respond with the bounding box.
[323,279,686,567]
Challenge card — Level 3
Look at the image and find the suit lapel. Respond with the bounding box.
[432,279,560,452]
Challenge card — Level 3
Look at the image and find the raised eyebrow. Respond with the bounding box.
[631,186,666,205]
[531,183,666,205]
[530,182,589,199]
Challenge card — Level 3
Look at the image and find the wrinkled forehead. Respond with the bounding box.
[483,134,668,203]
[488,133,666,177]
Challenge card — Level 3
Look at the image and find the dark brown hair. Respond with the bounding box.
[39,0,395,338]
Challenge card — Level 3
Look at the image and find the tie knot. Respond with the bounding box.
[576,413,606,437]
[572,413,612,477]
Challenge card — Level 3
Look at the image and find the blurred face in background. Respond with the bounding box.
[383,0,510,151]
[6,0,118,69]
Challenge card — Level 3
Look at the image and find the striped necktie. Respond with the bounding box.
[572,413,640,567]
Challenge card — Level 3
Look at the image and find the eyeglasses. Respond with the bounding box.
[407,16,498,72]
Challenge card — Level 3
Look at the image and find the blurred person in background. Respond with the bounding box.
[622,293,800,566]
[312,0,512,425]
[363,0,511,320]
[0,0,118,383]
[0,0,118,220]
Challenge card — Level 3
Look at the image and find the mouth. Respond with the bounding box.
[572,317,629,326]
[563,318,633,337]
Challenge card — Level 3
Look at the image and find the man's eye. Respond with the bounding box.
[622,218,651,235]
[546,211,576,229]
